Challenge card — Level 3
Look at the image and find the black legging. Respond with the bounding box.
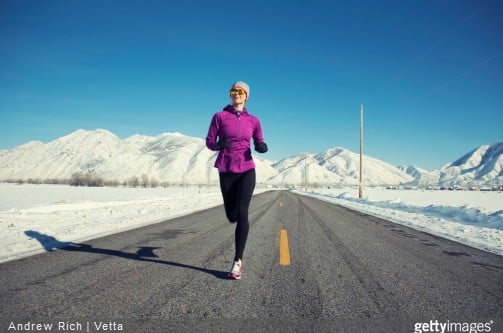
[219,168,256,261]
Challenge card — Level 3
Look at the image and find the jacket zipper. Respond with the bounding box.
[237,112,241,140]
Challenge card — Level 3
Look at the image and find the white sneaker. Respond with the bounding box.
[229,259,242,280]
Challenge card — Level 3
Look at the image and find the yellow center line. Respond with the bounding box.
[279,229,291,266]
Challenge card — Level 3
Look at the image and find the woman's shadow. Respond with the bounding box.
[24,230,228,280]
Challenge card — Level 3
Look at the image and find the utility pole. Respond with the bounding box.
[304,155,308,191]
[359,104,364,199]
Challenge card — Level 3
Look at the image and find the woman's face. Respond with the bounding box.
[230,87,247,104]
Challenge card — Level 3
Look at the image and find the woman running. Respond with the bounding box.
[206,81,268,280]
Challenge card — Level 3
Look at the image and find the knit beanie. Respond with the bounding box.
[231,81,250,99]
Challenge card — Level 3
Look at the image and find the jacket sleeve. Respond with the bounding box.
[252,117,265,144]
[206,113,220,151]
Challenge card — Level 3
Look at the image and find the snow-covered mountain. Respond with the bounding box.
[270,153,343,185]
[398,165,429,179]
[1,130,212,185]
[398,165,439,186]
[0,129,277,185]
[399,142,503,187]
[1,129,501,187]
[435,142,503,187]
[315,148,413,186]
[269,148,414,186]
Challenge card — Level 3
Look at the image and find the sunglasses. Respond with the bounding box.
[230,89,246,96]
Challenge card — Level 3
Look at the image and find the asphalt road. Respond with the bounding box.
[1,191,502,332]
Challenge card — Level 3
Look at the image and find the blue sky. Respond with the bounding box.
[1,0,502,171]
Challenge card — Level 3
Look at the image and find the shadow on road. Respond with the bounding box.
[24,230,229,280]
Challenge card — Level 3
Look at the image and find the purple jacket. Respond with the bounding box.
[206,105,265,173]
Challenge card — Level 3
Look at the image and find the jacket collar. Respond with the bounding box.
[223,104,248,115]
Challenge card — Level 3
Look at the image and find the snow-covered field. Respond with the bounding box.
[0,184,227,263]
[0,184,501,263]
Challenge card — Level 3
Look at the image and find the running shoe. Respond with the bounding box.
[229,259,242,280]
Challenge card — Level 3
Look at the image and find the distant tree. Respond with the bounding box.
[141,174,149,188]
[70,172,104,187]
[71,173,84,186]
[128,176,139,188]
[104,179,120,187]
[150,178,159,188]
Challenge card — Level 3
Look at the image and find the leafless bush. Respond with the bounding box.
[70,172,104,187]
[127,176,140,188]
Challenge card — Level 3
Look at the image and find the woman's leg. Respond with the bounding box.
[234,169,256,261]
[219,172,239,223]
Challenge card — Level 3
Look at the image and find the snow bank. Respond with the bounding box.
[296,187,503,255]
[0,184,225,263]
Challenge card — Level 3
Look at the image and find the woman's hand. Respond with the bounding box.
[217,137,230,150]
[254,142,268,153]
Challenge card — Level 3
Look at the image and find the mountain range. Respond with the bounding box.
[399,143,503,188]
[1,129,501,187]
